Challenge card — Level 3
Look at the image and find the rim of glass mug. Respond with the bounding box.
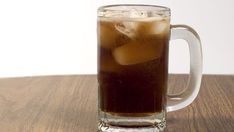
[98,4,171,20]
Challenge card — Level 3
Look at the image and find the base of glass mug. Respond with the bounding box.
[98,110,166,132]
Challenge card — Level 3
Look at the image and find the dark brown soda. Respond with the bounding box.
[98,19,170,116]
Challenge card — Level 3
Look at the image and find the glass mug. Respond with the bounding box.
[97,5,202,132]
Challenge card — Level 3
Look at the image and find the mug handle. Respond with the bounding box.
[167,25,203,112]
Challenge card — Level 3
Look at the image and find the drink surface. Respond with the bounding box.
[98,15,170,116]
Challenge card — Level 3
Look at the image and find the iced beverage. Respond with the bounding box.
[98,16,170,116]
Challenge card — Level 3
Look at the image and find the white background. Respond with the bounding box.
[0,0,233,77]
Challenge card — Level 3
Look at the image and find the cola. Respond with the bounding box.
[98,17,170,116]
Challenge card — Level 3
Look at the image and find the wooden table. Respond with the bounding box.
[0,75,233,132]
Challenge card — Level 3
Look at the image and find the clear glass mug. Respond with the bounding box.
[97,5,202,132]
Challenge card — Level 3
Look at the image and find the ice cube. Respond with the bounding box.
[114,9,148,39]
[113,40,164,65]
[99,21,119,49]
[149,19,170,35]
[115,21,138,38]
[136,19,170,37]
[129,8,148,18]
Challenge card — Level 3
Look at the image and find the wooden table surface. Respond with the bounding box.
[0,75,233,132]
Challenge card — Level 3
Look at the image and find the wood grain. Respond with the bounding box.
[0,75,233,132]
